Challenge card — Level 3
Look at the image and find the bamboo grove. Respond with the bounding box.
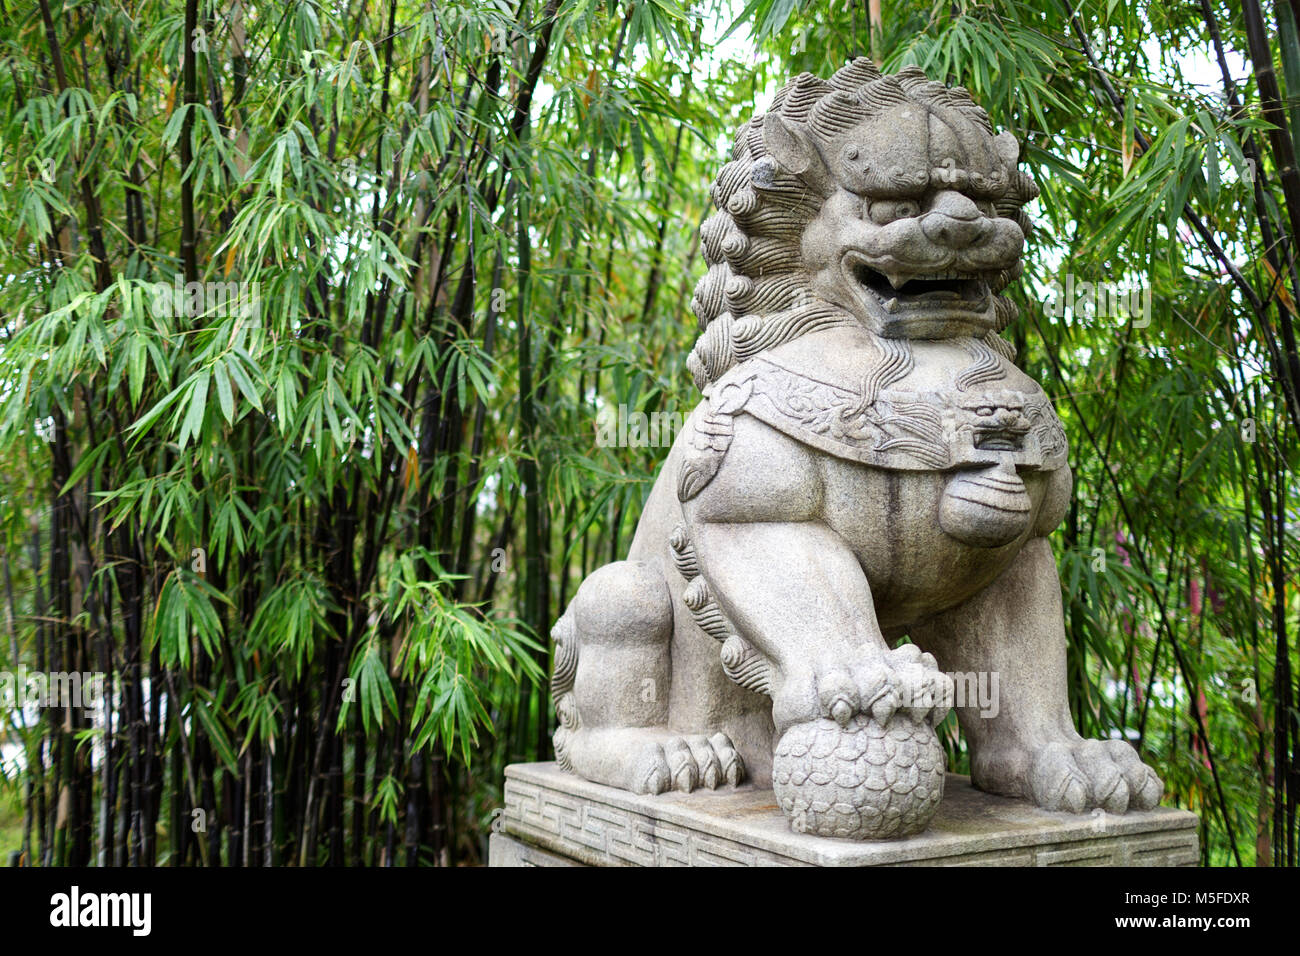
[0,0,1296,866]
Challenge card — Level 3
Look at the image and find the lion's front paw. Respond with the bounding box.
[766,644,953,838]
[775,642,953,735]
[1022,738,1162,813]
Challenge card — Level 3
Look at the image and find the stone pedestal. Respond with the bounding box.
[490,762,1199,867]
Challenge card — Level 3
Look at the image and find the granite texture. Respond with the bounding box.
[494,762,1198,867]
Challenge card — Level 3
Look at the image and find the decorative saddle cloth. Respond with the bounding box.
[678,354,1069,502]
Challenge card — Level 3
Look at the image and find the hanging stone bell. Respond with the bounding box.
[939,458,1031,548]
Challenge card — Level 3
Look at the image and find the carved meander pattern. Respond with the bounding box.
[500,773,1199,867]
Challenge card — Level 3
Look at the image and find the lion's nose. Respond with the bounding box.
[920,190,987,248]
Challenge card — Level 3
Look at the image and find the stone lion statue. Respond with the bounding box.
[550,60,1163,840]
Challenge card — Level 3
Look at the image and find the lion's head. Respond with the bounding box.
[688,59,1039,391]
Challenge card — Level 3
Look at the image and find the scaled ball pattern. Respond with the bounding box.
[773,714,945,840]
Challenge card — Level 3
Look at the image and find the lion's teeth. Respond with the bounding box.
[884,297,899,313]
[913,272,968,281]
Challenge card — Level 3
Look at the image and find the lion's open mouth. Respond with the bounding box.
[850,261,990,314]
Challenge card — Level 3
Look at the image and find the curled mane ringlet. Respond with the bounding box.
[687,58,1039,392]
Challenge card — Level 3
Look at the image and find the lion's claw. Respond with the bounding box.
[773,643,953,735]
[629,731,745,795]
[1024,738,1163,813]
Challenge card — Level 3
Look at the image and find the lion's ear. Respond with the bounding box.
[762,113,831,194]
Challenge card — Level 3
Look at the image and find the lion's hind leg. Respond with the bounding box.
[551,560,744,795]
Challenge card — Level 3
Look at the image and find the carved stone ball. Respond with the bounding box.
[772,714,945,840]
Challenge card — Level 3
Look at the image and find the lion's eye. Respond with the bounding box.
[976,406,996,417]
[869,200,919,224]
